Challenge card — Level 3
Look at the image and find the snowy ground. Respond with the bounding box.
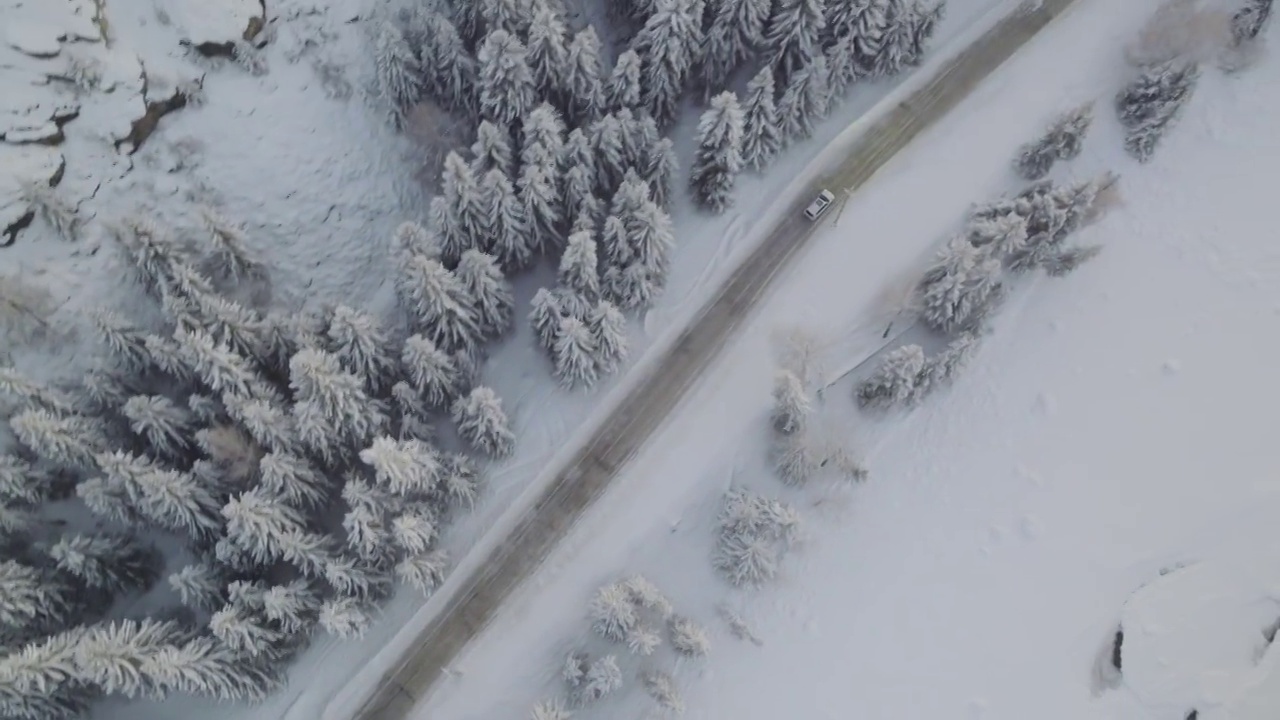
[409,1,1280,719]
[3,0,1015,719]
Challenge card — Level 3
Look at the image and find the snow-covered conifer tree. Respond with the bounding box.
[644,671,684,713]
[435,152,489,265]
[741,67,783,170]
[326,305,398,394]
[966,212,1028,260]
[123,394,195,461]
[211,603,288,659]
[454,249,514,338]
[1013,102,1095,180]
[914,332,979,400]
[690,91,746,212]
[359,436,443,498]
[169,562,227,610]
[564,26,605,124]
[0,455,51,504]
[668,615,711,656]
[531,698,573,720]
[0,629,93,719]
[521,103,568,171]
[856,343,925,409]
[481,167,529,268]
[289,347,388,450]
[223,488,331,574]
[416,9,478,114]
[575,654,623,704]
[89,311,151,372]
[643,136,678,209]
[589,581,637,641]
[0,560,78,636]
[199,207,263,283]
[1232,0,1273,45]
[526,5,570,102]
[605,49,643,112]
[517,161,563,258]
[49,533,159,595]
[396,549,449,593]
[261,579,321,634]
[777,53,830,142]
[623,193,675,276]
[764,0,827,84]
[631,0,703,128]
[588,300,628,375]
[481,0,536,36]
[470,120,515,176]
[478,30,537,126]
[451,386,515,457]
[258,451,328,509]
[437,452,482,510]
[529,288,563,351]
[77,476,136,527]
[8,409,103,471]
[391,505,437,555]
[96,451,224,540]
[771,369,811,434]
[174,328,260,398]
[553,316,600,389]
[847,0,895,78]
[558,230,601,298]
[588,113,628,195]
[376,22,424,127]
[1042,244,1103,277]
[917,237,1004,334]
[401,334,463,409]
[699,0,771,96]
[1116,60,1199,162]
[397,253,482,351]
[870,1,942,77]
[319,596,373,639]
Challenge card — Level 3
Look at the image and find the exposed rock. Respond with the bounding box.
[114,72,188,155]
[172,0,268,57]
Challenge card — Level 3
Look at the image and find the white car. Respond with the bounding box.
[804,189,836,221]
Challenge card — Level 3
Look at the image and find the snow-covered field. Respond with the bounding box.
[412,1,1280,719]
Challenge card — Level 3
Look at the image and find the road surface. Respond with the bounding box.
[349,0,1081,717]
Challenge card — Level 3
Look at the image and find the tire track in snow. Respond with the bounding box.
[343,1,1083,717]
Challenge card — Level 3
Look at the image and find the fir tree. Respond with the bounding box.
[529,288,563,352]
[397,253,482,352]
[454,249,514,338]
[436,451,482,511]
[89,311,151,372]
[1013,102,1095,181]
[777,53,830,142]
[589,113,628,196]
[210,603,288,659]
[376,22,424,127]
[531,698,573,720]
[122,395,195,460]
[435,152,489,265]
[576,654,623,704]
[397,550,450,593]
[199,207,263,283]
[914,332,979,401]
[289,347,388,450]
[643,136,678,209]
[8,409,103,471]
[771,369,810,434]
[401,334,463,409]
[261,579,321,634]
[360,436,444,498]
[319,597,373,639]
[0,560,78,637]
[847,0,895,78]
[168,562,227,611]
[521,103,568,170]
[559,230,602,298]
[741,67,782,170]
[632,0,703,128]
[589,581,638,641]
[0,628,94,719]
[918,237,1004,334]
[856,344,925,409]
[1042,244,1103,277]
[418,9,477,114]
[481,0,536,36]
[97,450,224,541]
[526,5,570,101]
[564,27,605,124]
[517,161,563,258]
[553,316,600,389]
[258,451,328,509]
[391,506,437,555]
[1116,60,1199,162]
[451,386,516,457]
[478,30,537,126]
[222,488,331,574]
[873,1,943,77]
[482,167,529,268]
[605,49,643,112]
[49,533,159,595]
[765,0,827,84]
[699,0,771,96]
[668,615,711,656]
[174,327,260,398]
[326,305,398,394]
[0,455,52,505]
[470,120,515,176]
[223,392,298,455]
[690,91,746,212]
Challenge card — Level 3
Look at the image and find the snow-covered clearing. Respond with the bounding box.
[413,1,1280,719]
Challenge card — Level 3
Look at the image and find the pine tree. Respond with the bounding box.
[777,53,830,142]
[558,229,601,298]
[526,5,570,101]
[564,26,605,124]
[690,91,746,212]
[632,0,703,128]
[8,409,103,471]
[360,436,444,499]
[605,49,643,112]
[122,395,195,460]
[342,495,392,562]
[699,0,771,96]
[168,562,227,610]
[553,316,599,389]
[0,560,78,636]
[1116,60,1199,162]
[622,187,675,275]
[481,0,536,36]
[454,249,514,338]
[741,67,782,170]
[470,120,515,176]
[258,451,329,509]
[451,386,516,457]
[771,369,811,434]
[478,30,537,126]
[288,347,388,450]
[765,0,826,84]
[376,22,424,127]
[856,343,925,409]
[918,237,1004,334]
[482,167,529,268]
[643,136,678,209]
[873,1,942,77]
[326,305,398,394]
[397,252,482,352]
[1013,102,1095,181]
[49,533,159,595]
[517,161,563,259]
[319,597,373,639]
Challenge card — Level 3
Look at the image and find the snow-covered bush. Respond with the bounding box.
[1116,60,1199,162]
